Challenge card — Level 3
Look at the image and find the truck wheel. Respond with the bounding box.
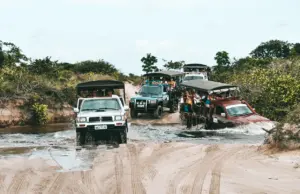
[154,105,162,119]
[76,131,86,146]
[85,131,95,145]
[169,101,178,113]
[120,129,127,144]
[205,119,212,129]
[130,108,138,118]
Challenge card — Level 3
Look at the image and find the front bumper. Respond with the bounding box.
[129,101,158,112]
[75,121,127,132]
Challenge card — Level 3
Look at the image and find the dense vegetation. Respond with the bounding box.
[0,40,141,125]
[210,40,300,122]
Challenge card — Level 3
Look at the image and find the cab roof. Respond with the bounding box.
[143,70,185,77]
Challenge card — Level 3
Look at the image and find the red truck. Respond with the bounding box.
[179,79,271,129]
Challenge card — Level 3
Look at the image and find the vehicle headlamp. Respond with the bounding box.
[76,117,87,122]
[115,116,123,121]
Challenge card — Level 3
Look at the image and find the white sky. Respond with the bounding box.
[1,0,299,75]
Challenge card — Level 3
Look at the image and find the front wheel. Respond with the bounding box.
[119,129,127,144]
[154,105,163,119]
[130,108,138,118]
[76,131,86,146]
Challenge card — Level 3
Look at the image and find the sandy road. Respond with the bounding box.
[0,142,300,194]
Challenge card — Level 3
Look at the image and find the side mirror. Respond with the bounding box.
[73,107,79,113]
[221,113,226,117]
[124,105,129,111]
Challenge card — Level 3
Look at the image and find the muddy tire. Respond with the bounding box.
[169,101,178,113]
[154,105,163,119]
[76,131,86,146]
[119,130,127,144]
[130,108,138,118]
[205,118,212,129]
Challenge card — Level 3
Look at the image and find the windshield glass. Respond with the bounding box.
[139,86,162,95]
[81,98,120,111]
[226,104,253,117]
[183,76,203,81]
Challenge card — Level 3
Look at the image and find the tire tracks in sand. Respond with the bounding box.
[110,144,146,194]
[7,169,32,194]
[167,145,242,194]
[140,143,196,181]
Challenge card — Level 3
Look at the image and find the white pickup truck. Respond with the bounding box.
[74,94,129,145]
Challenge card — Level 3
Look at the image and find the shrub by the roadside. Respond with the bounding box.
[264,104,300,150]
[225,58,300,121]
[31,103,48,125]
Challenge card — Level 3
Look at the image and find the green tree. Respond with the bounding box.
[73,60,118,75]
[163,59,185,70]
[27,56,58,75]
[0,43,4,68]
[0,41,28,67]
[290,43,300,56]
[250,40,292,59]
[141,53,158,73]
[214,51,230,67]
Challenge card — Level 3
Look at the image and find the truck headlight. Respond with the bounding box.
[148,100,156,104]
[115,116,123,121]
[76,117,87,122]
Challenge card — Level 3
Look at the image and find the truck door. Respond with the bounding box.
[212,105,227,128]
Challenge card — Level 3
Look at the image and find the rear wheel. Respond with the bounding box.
[205,118,212,129]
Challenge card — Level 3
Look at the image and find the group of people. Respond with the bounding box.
[180,89,232,115]
[140,78,177,91]
[79,89,114,98]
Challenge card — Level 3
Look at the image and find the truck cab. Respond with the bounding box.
[74,80,129,145]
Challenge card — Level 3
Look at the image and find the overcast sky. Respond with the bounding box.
[1,0,299,75]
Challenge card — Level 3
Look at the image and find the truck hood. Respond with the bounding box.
[77,110,123,117]
[130,95,162,101]
[231,114,270,124]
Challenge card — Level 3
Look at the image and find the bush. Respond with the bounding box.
[31,103,48,125]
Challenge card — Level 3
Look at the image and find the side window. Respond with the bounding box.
[77,99,83,110]
[215,105,224,115]
[119,97,124,106]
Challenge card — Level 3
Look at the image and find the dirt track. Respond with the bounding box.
[0,142,299,194]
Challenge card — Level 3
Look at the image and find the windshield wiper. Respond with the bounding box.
[81,109,97,111]
[98,108,119,110]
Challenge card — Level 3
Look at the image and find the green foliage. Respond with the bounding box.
[141,53,158,73]
[72,60,118,75]
[214,51,230,66]
[163,60,185,70]
[250,40,292,59]
[211,40,300,122]
[228,60,300,121]
[0,44,4,68]
[31,103,48,125]
[0,41,28,67]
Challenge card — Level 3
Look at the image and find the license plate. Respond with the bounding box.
[94,125,107,130]
[137,105,144,108]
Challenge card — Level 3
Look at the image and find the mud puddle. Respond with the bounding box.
[0,121,273,172]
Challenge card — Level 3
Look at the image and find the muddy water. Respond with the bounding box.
[0,121,274,172]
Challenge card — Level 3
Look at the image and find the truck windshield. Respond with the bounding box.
[226,104,253,117]
[140,86,162,95]
[81,98,121,111]
[183,76,203,81]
